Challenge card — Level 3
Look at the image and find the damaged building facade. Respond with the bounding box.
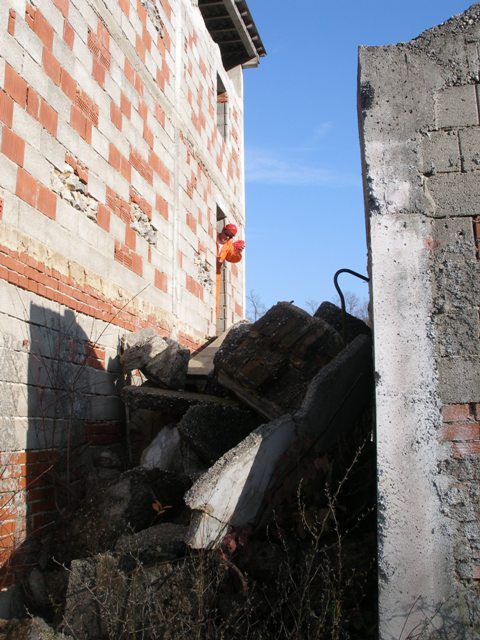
[0,0,264,584]
[359,4,480,639]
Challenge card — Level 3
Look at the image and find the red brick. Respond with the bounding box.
[0,198,3,219]
[155,104,165,128]
[186,212,196,233]
[452,442,480,459]
[8,9,16,36]
[131,253,142,276]
[110,102,122,130]
[25,3,35,29]
[443,422,480,442]
[33,10,54,50]
[1,128,25,166]
[120,156,131,182]
[42,48,61,85]
[120,93,131,118]
[156,195,168,220]
[75,89,99,126]
[4,65,27,107]
[119,0,129,15]
[143,124,153,148]
[70,105,88,139]
[54,0,69,17]
[92,60,105,87]
[26,87,40,119]
[63,20,74,49]
[124,59,134,85]
[125,225,136,250]
[60,69,76,101]
[0,91,14,128]
[442,404,471,423]
[108,143,121,170]
[39,100,58,136]
[16,169,38,207]
[154,269,167,292]
[95,204,109,232]
[37,185,56,219]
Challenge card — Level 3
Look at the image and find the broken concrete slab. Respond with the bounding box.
[140,424,181,471]
[185,334,373,549]
[177,404,262,466]
[314,301,370,344]
[115,523,188,562]
[185,414,297,548]
[142,338,190,389]
[217,302,344,419]
[121,328,167,371]
[122,385,240,414]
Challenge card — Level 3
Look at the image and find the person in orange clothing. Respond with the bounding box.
[216,223,245,321]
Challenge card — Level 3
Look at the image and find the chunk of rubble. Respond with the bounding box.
[140,424,181,471]
[62,552,222,640]
[0,616,71,639]
[122,385,240,414]
[177,404,262,466]
[186,334,372,548]
[142,338,190,389]
[115,522,188,562]
[314,301,370,343]
[217,302,344,419]
[121,329,190,389]
[121,328,166,371]
[54,468,191,561]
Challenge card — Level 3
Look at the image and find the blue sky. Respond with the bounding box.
[242,0,471,313]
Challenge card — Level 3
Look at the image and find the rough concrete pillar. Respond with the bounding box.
[358,5,480,638]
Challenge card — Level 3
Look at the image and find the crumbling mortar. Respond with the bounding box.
[51,167,98,221]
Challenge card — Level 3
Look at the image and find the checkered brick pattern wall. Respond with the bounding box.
[0,0,246,582]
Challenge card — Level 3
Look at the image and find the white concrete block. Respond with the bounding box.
[46,82,71,123]
[0,29,25,71]
[21,55,49,99]
[53,34,76,70]
[0,58,5,88]
[23,144,52,186]
[41,129,66,171]
[55,199,80,236]
[90,126,110,161]
[67,3,88,44]
[120,13,136,47]
[15,17,43,64]
[104,73,121,105]
[87,172,106,203]
[0,152,18,193]
[56,120,80,157]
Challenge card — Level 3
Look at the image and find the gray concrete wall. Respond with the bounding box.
[358,5,480,638]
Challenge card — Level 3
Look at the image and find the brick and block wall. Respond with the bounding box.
[0,0,246,584]
[359,7,480,639]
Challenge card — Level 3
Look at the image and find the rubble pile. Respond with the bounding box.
[18,302,376,639]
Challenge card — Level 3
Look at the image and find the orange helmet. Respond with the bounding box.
[223,223,237,238]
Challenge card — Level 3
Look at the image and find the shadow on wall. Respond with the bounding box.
[0,302,122,591]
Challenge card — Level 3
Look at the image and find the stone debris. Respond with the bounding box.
[0,616,71,639]
[25,301,373,634]
[217,302,344,419]
[140,424,181,471]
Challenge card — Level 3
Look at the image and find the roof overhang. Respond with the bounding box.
[198,0,266,70]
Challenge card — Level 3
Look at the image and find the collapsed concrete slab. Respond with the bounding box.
[185,414,297,548]
[122,385,240,414]
[217,302,344,419]
[177,404,262,466]
[186,335,373,548]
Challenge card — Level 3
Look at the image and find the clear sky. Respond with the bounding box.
[242,0,471,313]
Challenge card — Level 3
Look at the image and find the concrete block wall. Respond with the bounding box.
[0,0,246,584]
[359,5,480,639]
